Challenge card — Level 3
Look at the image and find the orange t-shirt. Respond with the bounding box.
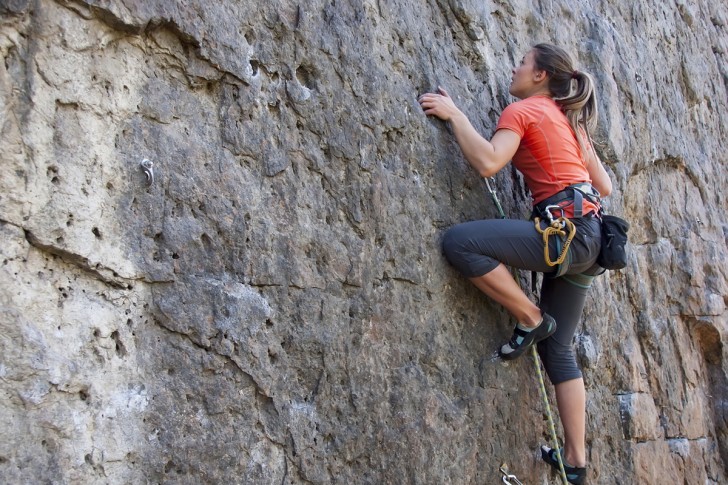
[496,95,599,217]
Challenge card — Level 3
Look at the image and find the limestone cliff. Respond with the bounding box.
[1,0,726,483]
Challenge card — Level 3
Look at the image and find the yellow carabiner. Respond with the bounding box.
[534,217,576,267]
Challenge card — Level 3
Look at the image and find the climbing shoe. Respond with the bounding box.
[499,313,556,360]
[541,445,587,485]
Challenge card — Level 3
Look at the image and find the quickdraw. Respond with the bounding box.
[533,215,576,267]
[499,464,524,484]
[484,177,506,220]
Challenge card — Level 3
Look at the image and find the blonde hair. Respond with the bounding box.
[532,43,598,158]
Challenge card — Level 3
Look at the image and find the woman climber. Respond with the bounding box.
[418,43,613,484]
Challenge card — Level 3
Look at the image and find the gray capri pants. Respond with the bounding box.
[442,216,602,384]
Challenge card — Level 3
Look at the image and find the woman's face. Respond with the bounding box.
[509,50,545,99]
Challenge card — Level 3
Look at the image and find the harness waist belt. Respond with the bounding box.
[534,183,601,219]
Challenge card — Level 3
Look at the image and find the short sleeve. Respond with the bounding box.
[496,102,529,137]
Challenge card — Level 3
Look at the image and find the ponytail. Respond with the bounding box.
[532,44,599,158]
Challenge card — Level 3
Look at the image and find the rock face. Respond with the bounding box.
[1,0,727,483]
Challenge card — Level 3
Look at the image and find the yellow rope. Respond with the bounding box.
[485,177,570,485]
[532,346,569,484]
[533,217,577,267]
[531,216,573,483]
[505,263,568,485]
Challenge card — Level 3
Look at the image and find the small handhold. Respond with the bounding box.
[140,159,154,185]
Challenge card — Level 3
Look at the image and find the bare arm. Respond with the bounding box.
[418,87,520,177]
[585,147,612,197]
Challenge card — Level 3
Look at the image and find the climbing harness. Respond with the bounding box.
[499,463,524,484]
[533,183,600,220]
[483,177,570,485]
[531,183,599,277]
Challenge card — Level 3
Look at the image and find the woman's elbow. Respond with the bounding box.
[478,167,498,178]
[467,153,505,178]
[591,168,613,197]
[474,158,499,178]
[597,180,613,198]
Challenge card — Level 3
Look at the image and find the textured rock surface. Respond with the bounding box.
[1,0,727,483]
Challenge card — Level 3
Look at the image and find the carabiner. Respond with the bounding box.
[484,177,507,219]
[485,176,497,196]
[543,204,564,227]
[499,464,524,485]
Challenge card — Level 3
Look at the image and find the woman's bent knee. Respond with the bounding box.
[442,224,498,277]
[537,338,582,385]
[441,226,461,261]
[442,225,472,270]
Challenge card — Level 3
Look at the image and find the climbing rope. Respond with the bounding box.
[531,346,568,485]
[484,177,570,485]
[533,216,576,267]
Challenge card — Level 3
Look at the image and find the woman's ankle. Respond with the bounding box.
[519,310,543,328]
[564,449,586,468]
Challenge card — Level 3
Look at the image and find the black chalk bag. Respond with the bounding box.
[597,213,630,270]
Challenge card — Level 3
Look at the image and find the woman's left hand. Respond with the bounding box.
[418,87,461,121]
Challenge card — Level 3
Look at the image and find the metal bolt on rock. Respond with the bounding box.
[140,159,154,185]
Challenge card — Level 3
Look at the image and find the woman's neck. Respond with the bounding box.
[527,88,552,99]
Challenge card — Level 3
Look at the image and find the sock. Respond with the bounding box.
[516,316,543,332]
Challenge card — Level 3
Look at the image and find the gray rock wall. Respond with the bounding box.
[1,0,726,483]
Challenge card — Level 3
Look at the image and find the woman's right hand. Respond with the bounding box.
[418,87,461,121]
[418,86,520,178]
